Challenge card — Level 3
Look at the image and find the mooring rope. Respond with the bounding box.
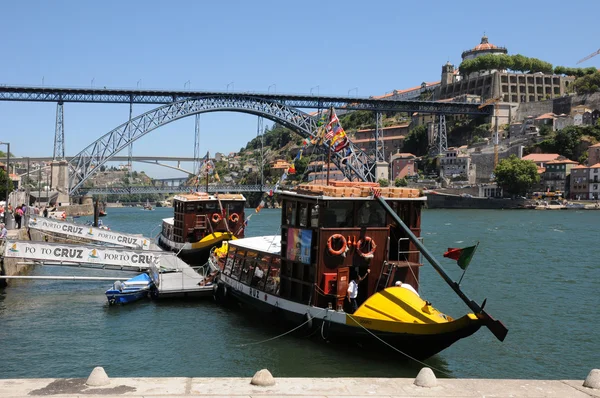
[346,313,453,377]
[235,308,326,348]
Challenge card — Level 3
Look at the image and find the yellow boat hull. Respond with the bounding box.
[340,286,484,358]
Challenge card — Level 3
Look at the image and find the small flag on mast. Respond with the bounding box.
[443,244,478,270]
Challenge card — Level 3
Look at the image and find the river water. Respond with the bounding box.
[0,207,597,380]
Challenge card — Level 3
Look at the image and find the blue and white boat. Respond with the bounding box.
[105,273,154,305]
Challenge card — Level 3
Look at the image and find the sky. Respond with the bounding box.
[1,0,599,178]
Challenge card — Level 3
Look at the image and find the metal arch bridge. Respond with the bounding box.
[0,85,491,114]
[0,85,493,195]
[66,95,381,195]
[72,184,276,196]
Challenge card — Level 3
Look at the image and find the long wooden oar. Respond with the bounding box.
[375,195,508,342]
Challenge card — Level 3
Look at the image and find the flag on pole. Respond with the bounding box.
[443,244,478,270]
[325,109,339,140]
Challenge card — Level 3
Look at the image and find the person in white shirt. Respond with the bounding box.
[347,269,370,313]
[395,280,419,296]
[0,223,7,239]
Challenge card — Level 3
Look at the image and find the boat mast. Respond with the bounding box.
[326,107,333,186]
[205,151,209,194]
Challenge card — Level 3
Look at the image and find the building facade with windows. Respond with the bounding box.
[541,159,578,193]
[389,153,417,180]
[569,165,590,199]
[436,35,574,104]
[440,147,470,178]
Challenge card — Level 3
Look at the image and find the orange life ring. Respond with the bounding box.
[327,234,347,256]
[356,236,377,258]
[211,213,222,223]
[229,213,240,223]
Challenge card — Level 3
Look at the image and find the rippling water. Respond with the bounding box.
[0,207,597,380]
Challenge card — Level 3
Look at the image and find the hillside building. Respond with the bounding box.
[436,35,574,106]
[389,153,417,180]
[352,124,409,161]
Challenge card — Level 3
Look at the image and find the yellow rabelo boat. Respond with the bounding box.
[158,192,246,266]
[213,182,507,359]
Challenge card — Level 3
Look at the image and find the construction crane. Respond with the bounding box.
[478,97,502,169]
[577,49,600,65]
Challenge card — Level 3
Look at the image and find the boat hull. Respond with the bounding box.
[105,288,152,305]
[158,233,234,266]
[426,193,526,209]
[105,273,154,305]
[216,278,482,360]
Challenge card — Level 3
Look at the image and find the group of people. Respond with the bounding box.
[0,203,54,232]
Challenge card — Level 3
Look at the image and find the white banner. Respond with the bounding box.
[28,217,151,250]
[3,240,177,270]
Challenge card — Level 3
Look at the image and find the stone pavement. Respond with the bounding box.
[0,374,598,398]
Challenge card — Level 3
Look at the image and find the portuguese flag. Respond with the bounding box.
[443,244,478,270]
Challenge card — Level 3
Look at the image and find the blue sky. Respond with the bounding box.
[1,0,599,178]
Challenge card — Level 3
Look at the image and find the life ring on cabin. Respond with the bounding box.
[211,213,222,223]
[61,212,66,220]
[229,213,240,223]
[327,234,347,256]
[356,236,377,258]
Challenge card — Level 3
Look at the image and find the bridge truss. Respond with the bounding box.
[72,184,276,196]
[0,86,490,115]
[67,96,377,194]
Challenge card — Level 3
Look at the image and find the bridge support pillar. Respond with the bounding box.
[375,161,389,182]
[51,159,70,205]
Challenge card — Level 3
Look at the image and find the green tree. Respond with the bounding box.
[378,178,389,187]
[573,71,600,94]
[0,169,10,200]
[394,177,408,187]
[494,155,540,196]
[402,125,428,156]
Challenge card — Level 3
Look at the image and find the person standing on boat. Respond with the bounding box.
[0,223,7,239]
[347,269,370,313]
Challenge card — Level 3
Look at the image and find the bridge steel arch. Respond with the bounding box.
[68,95,376,194]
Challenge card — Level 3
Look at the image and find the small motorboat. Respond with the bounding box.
[105,273,155,305]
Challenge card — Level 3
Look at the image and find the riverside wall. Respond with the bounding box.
[0,228,32,287]
[514,92,600,121]
[0,373,598,397]
[470,145,523,183]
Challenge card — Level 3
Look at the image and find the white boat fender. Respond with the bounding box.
[305,313,313,329]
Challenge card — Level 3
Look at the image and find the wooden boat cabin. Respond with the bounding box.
[218,183,424,312]
[158,192,246,266]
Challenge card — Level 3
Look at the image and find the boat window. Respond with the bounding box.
[205,203,217,210]
[357,202,386,227]
[185,203,196,212]
[223,250,236,275]
[265,257,281,295]
[299,203,308,227]
[228,203,244,216]
[196,204,204,212]
[241,257,255,285]
[256,255,271,290]
[322,202,354,228]
[232,254,245,279]
[285,202,296,225]
[310,204,319,228]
